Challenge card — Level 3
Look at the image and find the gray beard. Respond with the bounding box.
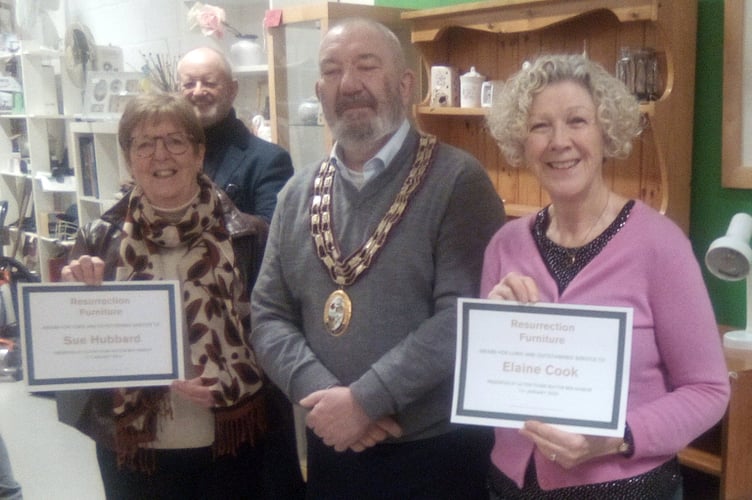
[333,102,403,150]
[334,117,395,150]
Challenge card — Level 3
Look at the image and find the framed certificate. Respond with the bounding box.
[19,281,184,391]
[452,299,633,437]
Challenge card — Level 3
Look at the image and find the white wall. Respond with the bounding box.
[58,0,376,120]
[63,0,375,71]
[65,0,269,74]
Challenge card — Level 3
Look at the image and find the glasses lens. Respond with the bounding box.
[131,137,156,158]
[131,133,191,158]
[163,133,190,155]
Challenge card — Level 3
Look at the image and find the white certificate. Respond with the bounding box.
[18,281,184,392]
[452,299,632,437]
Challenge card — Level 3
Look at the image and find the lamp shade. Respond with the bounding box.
[705,213,752,281]
[705,212,752,349]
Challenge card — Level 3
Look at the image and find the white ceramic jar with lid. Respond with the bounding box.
[460,66,485,108]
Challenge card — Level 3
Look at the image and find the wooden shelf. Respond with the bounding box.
[403,0,695,234]
[672,327,752,498]
[678,447,722,477]
[402,0,658,42]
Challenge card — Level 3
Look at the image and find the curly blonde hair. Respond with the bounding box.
[486,54,643,167]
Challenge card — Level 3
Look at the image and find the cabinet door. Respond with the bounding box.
[266,3,409,170]
[268,18,327,170]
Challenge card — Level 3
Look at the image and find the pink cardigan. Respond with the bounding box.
[480,201,730,490]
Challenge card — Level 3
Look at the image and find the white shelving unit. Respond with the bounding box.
[68,119,128,230]
[0,40,82,281]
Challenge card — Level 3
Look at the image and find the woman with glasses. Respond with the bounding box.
[55,92,290,499]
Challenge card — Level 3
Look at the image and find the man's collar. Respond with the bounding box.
[204,108,250,150]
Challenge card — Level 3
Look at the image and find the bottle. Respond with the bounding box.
[616,47,634,95]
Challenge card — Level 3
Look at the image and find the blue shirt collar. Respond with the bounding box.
[331,120,410,187]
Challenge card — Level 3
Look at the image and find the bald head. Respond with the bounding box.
[177,47,238,128]
[321,18,407,75]
[315,18,414,155]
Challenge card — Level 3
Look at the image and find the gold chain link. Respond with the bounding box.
[310,135,437,286]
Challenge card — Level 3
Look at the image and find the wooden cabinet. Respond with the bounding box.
[678,332,752,500]
[265,2,411,170]
[401,0,697,233]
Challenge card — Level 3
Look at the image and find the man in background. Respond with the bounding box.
[177,47,293,223]
[177,47,304,500]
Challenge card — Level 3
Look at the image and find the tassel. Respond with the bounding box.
[213,391,268,457]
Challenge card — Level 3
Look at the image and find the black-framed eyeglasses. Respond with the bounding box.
[129,133,193,158]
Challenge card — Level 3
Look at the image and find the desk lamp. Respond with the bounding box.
[705,213,752,349]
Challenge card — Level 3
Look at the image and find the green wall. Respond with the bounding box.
[378,0,748,328]
[692,0,750,328]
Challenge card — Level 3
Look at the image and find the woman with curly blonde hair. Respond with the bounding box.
[482,54,729,499]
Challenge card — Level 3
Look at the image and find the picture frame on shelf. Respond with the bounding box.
[82,71,141,119]
[722,0,752,188]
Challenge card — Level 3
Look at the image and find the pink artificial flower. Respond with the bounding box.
[187,2,228,39]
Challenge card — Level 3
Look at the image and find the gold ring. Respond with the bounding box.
[550,452,557,462]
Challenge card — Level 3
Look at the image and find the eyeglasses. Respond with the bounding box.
[180,78,223,92]
[129,133,193,158]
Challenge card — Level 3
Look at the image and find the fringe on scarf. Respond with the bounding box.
[114,389,268,473]
[114,389,172,474]
[212,390,268,458]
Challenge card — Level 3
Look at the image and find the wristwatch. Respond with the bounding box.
[618,440,632,455]
[618,424,635,457]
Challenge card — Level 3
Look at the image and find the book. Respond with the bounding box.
[78,136,98,198]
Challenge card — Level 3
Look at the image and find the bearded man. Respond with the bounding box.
[177,47,293,222]
[250,18,506,499]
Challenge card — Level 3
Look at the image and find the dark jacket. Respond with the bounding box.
[204,109,294,223]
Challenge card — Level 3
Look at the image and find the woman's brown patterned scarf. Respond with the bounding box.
[113,173,266,471]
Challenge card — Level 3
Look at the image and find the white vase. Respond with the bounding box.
[297,97,321,125]
[230,35,264,67]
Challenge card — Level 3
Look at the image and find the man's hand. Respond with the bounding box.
[300,386,375,451]
[349,416,403,452]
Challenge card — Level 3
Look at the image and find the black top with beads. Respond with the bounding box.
[534,200,634,294]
